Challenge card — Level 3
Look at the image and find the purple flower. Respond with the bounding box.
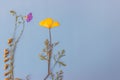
[25,13,33,22]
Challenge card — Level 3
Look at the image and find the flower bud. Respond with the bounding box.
[8,38,13,44]
[4,64,9,70]
[4,49,9,54]
[4,78,9,80]
[4,71,10,76]
[4,58,9,62]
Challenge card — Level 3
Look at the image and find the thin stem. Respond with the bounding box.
[49,29,52,45]
[44,29,53,80]
[10,17,25,80]
[13,16,17,39]
[16,17,25,43]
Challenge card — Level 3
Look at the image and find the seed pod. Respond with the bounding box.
[10,55,13,60]
[4,71,10,76]
[4,49,9,54]
[4,58,9,62]
[4,78,9,80]
[4,64,9,70]
[3,54,8,58]
[8,38,13,44]
[15,78,22,80]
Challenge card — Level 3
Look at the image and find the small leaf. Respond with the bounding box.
[53,42,59,47]
[44,39,49,46]
[10,10,16,16]
[59,54,65,59]
[39,54,47,60]
[62,50,65,54]
[58,61,66,67]
[18,21,22,24]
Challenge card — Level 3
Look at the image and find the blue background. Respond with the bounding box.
[0,0,120,80]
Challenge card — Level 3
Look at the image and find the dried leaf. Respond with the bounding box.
[10,10,16,16]
[58,61,66,67]
[4,49,9,54]
[4,78,10,80]
[62,50,65,54]
[4,64,9,70]
[4,58,9,62]
[39,54,47,60]
[53,42,59,47]
[44,39,49,46]
[8,38,13,45]
[4,71,10,76]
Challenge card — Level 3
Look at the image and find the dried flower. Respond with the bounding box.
[39,18,60,29]
[25,13,33,22]
[3,54,8,58]
[4,49,9,54]
[4,58,9,62]
[8,38,13,44]
[4,78,9,80]
[4,64,9,70]
[4,71,10,76]
[15,78,22,80]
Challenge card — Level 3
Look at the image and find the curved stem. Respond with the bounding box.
[13,16,17,39]
[10,17,25,80]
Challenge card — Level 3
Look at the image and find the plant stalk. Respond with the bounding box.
[44,29,53,80]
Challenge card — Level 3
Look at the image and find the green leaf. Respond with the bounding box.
[61,50,65,54]
[18,21,22,24]
[39,55,47,60]
[10,10,16,16]
[59,54,65,59]
[54,42,59,47]
[44,39,49,46]
[58,61,66,67]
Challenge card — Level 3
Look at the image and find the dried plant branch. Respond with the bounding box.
[4,10,32,80]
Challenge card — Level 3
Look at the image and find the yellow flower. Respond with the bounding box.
[39,18,60,29]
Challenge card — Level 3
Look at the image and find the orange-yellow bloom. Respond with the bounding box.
[39,18,60,29]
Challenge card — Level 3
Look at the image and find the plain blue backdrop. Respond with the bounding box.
[0,0,120,80]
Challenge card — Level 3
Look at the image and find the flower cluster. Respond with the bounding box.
[3,38,13,80]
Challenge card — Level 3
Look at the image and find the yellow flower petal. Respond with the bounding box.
[39,18,53,29]
[51,21,60,28]
[39,18,60,29]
